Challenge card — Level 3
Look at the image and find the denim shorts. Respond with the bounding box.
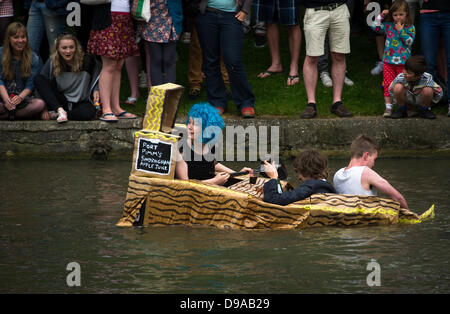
[253,0,300,25]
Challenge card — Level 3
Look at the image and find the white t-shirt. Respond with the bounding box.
[333,166,377,196]
[111,0,130,13]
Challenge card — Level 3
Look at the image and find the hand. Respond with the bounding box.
[3,97,15,111]
[263,160,278,180]
[92,90,99,103]
[235,11,247,22]
[10,95,23,106]
[381,9,389,18]
[239,167,253,176]
[213,172,230,185]
[40,109,50,120]
[395,22,404,31]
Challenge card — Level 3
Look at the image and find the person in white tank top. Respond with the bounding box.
[333,134,409,209]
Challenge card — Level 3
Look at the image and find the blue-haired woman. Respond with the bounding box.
[175,103,252,185]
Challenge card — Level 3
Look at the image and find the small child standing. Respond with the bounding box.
[389,55,443,119]
[370,0,416,118]
[263,150,336,206]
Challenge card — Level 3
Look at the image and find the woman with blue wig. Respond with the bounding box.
[176,102,252,185]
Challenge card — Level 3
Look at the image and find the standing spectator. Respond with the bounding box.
[26,0,69,54]
[0,0,14,44]
[370,0,416,118]
[420,0,450,116]
[0,22,45,120]
[301,0,352,119]
[138,0,183,86]
[195,0,256,118]
[87,1,139,122]
[254,0,302,86]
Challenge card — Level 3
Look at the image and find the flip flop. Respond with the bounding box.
[287,74,300,86]
[116,111,137,119]
[257,70,283,78]
[100,113,118,122]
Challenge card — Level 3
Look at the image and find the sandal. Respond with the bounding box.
[100,112,118,122]
[257,70,283,78]
[56,108,68,123]
[124,97,138,105]
[287,74,300,86]
[116,111,137,119]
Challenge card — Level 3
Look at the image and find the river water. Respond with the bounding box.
[0,158,449,294]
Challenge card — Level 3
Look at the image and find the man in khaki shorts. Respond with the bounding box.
[301,1,353,119]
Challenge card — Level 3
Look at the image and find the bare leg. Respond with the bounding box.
[330,52,346,103]
[303,55,319,103]
[125,55,140,100]
[286,24,301,85]
[420,87,434,108]
[15,98,45,119]
[393,83,407,107]
[258,23,282,77]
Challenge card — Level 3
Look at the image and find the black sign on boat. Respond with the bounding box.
[135,138,173,175]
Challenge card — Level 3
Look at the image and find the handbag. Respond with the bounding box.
[80,0,111,5]
[131,0,151,22]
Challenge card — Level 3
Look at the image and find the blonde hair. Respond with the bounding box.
[50,33,84,77]
[1,22,32,80]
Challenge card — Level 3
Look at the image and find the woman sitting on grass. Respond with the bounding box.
[175,102,252,185]
[34,32,100,123]
[263,149,336,206]
[0,22,45,120]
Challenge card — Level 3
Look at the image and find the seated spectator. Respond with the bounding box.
[333,134,409,209]
[34,32,100,123]
[175,103,252,185]
[263,149,336,206]
[390,55,443,119]
[0,22,45,120]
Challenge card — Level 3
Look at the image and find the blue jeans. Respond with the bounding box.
[27,0,68,54]
[420,12,450,101]
[195,10,255,110]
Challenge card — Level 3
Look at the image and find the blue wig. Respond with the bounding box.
[186,102,225,144]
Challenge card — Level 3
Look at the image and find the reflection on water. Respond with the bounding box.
[0,159,449,293]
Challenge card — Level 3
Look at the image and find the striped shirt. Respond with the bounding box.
[389,72,443,103]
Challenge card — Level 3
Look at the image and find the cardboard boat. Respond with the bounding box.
[116,83,434,230]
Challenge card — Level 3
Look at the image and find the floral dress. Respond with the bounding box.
[138,0,178,43]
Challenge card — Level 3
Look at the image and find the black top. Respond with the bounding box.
[181,145,216,181]
[263,179,336,206]
[303,0,346,9]
[421,0,450,12]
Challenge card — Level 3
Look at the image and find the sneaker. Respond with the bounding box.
[57,108,68,123]
[344,76,354,86]
[138,70,147,88]
[383,108,392,118]
[330,102,353,117]
[215,106,225,115]
[391,108,407,119]
[241,107,255,118]
[300,104,317,119]
[419,107,436,119]
[370,61,384,75]
[320,71,333,88]
[254,34,267,48]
